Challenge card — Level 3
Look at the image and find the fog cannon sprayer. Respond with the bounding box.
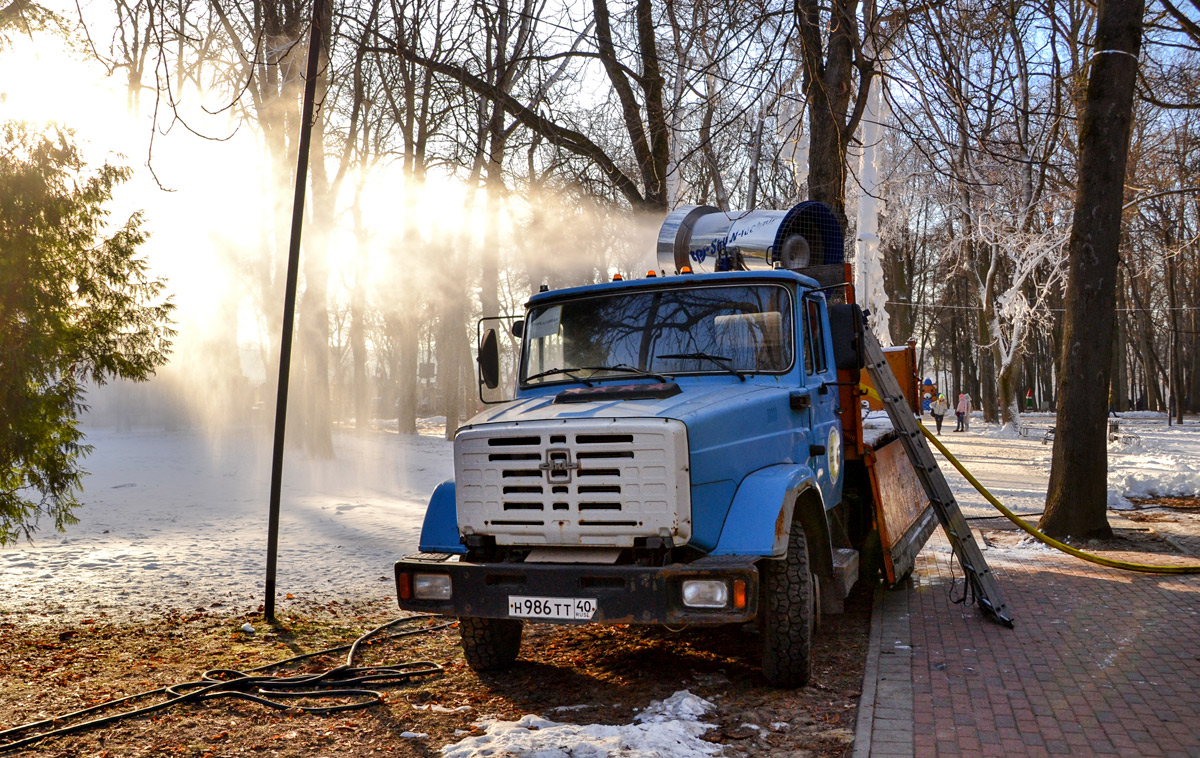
[657,201,847,288]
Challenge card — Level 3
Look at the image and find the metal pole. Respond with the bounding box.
[265,0,324,621]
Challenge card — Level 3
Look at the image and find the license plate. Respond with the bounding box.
[508,595,597,621]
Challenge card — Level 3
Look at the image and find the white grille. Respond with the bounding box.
[455,419,691,547]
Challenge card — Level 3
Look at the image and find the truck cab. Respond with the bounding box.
[396,202,932,687]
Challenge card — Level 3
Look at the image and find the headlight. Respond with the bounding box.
[413,573,452,600]
[681,579,728,608]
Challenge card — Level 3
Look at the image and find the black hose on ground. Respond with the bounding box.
[0,613,454,752]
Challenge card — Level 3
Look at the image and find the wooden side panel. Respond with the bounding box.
[868,438,936,583]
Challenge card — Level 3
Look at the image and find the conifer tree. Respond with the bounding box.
[0,123,174,544]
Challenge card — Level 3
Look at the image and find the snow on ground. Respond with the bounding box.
[3,412,1198,623]
[1104,420,1200,504]
[865,411,1200,518]
[0,421,454,620]
[441,690,720,758]
[926,414,1200,515]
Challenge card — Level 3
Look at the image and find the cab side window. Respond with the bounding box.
[805,299,827,376]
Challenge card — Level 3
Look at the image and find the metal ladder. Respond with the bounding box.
[862,329,1014,627]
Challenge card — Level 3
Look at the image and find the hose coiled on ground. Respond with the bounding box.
[0,613,454,752]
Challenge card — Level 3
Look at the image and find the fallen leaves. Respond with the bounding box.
[0,592,871,758]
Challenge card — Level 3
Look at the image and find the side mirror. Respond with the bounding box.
[512,320,524,338]
[478,328,500,390]
[828,303,866,371]
[477,316,520,404]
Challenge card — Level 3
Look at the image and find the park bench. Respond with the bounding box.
[1037,420,1137,446]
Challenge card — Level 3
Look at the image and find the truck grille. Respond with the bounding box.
[456,419,691,547]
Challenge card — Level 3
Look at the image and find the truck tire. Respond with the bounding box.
[459,617,523,671]
[761,518,814,687]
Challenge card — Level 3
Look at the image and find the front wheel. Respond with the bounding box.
[459,616,523,671]
[760,518,815,687]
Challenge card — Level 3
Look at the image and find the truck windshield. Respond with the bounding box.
[521,283,794,385]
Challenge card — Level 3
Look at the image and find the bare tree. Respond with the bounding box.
[1041,0,1145,539]
[793,0,878,227]
[374,0,671,211]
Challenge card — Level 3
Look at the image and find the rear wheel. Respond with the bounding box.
[761,518,815,687]
[459,616,523,671]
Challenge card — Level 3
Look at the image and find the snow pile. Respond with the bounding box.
[1109,454,1200,502]
[991,423,1024,440]
[634,690,717,724]
[1006,535,1057,554]
[441,691,721,758]
[1105,418,1200,506]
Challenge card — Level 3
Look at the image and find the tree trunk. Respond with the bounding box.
[1110,277,1128,411]
[398,307,418,435]
[747,111,765,209]
[699,79,730,211]
[1190,295,1200,412]
[996,343,1023,426]
[296,1,336,459]
[1040,0,1143,539]
[950,309,962,401]
[977,315,997,423]
[1139,316,1165,410]
[795,0,874,229]
[439,310,460,442]
[1167,249,1184,423]
[350,188,369,431]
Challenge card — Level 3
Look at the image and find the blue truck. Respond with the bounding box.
[394,201,939,687]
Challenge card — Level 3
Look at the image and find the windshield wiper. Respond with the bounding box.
[657,352,747,382]
[577,364,672,383]
[524,367,593,386]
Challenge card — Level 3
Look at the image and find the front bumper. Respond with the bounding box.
[395,554,760,625]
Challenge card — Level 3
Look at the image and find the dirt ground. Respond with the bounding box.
[0,585,872,757]
[7,498,1194,758]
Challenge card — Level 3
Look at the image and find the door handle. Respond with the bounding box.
[789,391,810,410]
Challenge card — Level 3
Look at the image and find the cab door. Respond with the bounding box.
[802,295,843,509]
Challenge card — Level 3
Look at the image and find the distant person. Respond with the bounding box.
[954,394,965,432]
[930,393,949,434]
[1025,389,1034,411]
[957,392,972,431]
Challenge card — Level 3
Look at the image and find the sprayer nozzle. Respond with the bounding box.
[680,266,693,274]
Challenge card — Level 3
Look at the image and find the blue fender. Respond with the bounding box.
[417,480,466,554]
[710,464,819,558]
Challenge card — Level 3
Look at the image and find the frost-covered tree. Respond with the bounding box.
[886,0,1078,422]
[0,123,175,545]
[969,217,1069,426]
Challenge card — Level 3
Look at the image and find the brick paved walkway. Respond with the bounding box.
[855,536,1200,757]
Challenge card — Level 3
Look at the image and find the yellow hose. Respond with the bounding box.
[860,385,1200,574]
